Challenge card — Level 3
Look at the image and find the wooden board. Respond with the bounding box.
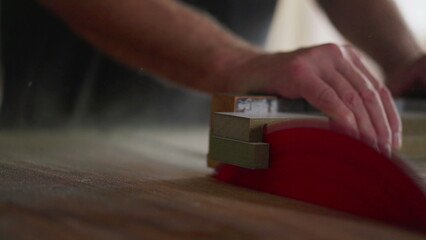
[1,129,425,239]
[209,136,269,169]
[213,112,326,142]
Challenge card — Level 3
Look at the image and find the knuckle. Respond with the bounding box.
[379,87,392,99]
[377,126,392,141]
[342,91,361,108]
[317,88,339,106]
[342,44,361,59]
[304,47,320,57]
[341,111,356,126]
[343,45,357,54]
[360,89,379,104]
[343,44,353,49]
[320,43,344,58]
[321,43,340,51]
[288,58,309,77]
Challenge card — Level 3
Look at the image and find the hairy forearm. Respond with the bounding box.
[36,0,260,93]
[317,0,423,77]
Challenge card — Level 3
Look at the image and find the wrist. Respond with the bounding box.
[207,45,263,93]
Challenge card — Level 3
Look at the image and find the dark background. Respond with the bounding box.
[0,0,277,128]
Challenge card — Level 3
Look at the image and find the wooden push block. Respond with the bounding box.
[213,112,326,142]
[209,136,269,169]
[208,94,278,168]
[210,112,328,168]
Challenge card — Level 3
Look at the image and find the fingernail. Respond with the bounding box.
[393,132,402,149]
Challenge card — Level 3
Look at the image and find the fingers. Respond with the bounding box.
[320,70,379,150]
[299,76,359,139]
[379,88,402,149]
[344,46,402,150]
[270,44,402,156]
[334,47,393,156]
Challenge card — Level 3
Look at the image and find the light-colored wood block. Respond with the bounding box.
[213,112,327,142]
[208,94,277,168]
[209,136,269,169]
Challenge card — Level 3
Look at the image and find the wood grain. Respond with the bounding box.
[0,129,425,240]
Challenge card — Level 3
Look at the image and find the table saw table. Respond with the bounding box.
[0,128,425,239]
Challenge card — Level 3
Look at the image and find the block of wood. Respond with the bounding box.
[212,112,327,142]
[209,136,269,169]
[208,94,278,168]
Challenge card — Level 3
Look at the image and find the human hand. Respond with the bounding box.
[227,44,401,156]
[386,55,426,97]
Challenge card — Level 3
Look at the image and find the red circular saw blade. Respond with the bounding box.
[215,123,426,231]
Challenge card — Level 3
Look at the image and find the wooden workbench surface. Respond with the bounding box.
[0,128,424,240]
